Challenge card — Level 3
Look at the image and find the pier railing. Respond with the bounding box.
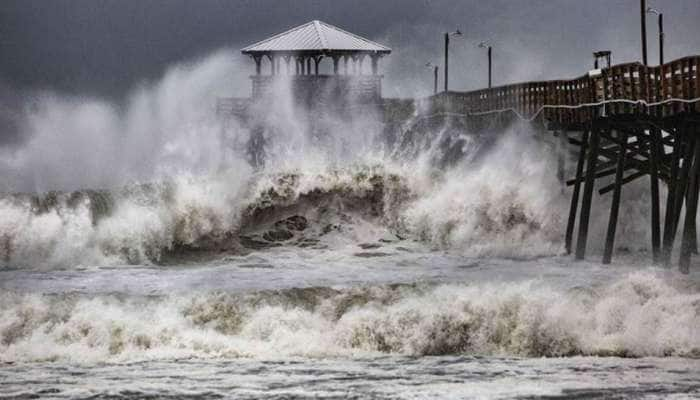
[428,55,700,126]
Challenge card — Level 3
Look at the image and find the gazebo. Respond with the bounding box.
[241,20,391,102]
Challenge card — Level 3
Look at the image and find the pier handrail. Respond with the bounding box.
[424,55,700,124]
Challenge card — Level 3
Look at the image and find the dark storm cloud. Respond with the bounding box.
[0,81,24,146]
[0,0,428,97]
[1,0,699,98]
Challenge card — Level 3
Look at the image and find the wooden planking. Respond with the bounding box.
[434,55,699,124]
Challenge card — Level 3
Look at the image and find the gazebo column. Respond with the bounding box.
[266,54,276,75]
[332,55,340,74]
[357,54,366,75]
[371,54,380,75]
[306,58,312,75]
[252,55,262,75]
[283,55,291,74]
[313,56,323,75]
[343,55,349,75]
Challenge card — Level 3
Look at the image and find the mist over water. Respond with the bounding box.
[0,50,246,193]
[1,49,699,399]
[0,48,582,269]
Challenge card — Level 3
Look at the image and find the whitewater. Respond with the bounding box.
[1,51,699,399]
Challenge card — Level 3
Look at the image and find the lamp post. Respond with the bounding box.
[647,7,664,65]
[444,30,462,92]
[426,62,439,95]
[640,0,648,65]
[478,41,492,88]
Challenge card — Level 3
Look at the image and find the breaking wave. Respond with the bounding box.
[1,271,698,363]
[0,49,660,268]
[0,121,578,269]
[0,166,414,268]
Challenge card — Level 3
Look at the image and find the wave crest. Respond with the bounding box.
[0,167,414,268]
[1,272,698,363]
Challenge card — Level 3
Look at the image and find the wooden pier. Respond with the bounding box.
[422,55,700,272]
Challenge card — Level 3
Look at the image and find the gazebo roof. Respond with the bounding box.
[241,20,391,55]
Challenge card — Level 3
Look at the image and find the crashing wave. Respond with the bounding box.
[1,271,697,363]
[0,166,413,268]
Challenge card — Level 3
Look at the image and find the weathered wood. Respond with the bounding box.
[679,136,700,273]
[673,132,695,235]
[603,130,629,264]
[691,204,699,255]
[566,161,617,186]
[649,127,662,262]
[662,129,682,264]
[598,170,649,195]
[421,55,700,269]
[557,130,567,184]
[439,55,699,125]
[566,130,589,254]
[576,124,601,260]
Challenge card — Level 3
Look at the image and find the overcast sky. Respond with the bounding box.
[1,0,699,190]
[2,0,699,98]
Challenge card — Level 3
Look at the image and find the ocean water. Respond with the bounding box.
[1,249,699,399]
[1,53,699,399]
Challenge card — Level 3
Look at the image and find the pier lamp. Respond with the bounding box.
[593,51,612,69]
[646,7,664,65]
[478,41,492,89]
[444,30,462,92]
[640,0,648,65]
[425,62,439,95]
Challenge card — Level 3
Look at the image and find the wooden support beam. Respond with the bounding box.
[598,170,648,195]
[694,126,700,255]
[649,127,662,262]
[600,132,653,159]
[679,136,700,273]
[566,167,614,186]
[572,136,654,171]
[253,55,262,75]
[568,138,585,147]
[567,160,641,187]
[672,133,694,236]
[662,130,682,264]
[691,200,699,255]
[576,123,601,260]
[603,130,629,264]
[557,131,566,184]
[566,130,588,254]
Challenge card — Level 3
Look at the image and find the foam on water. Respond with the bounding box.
[1,270,698,363]
[0,46,670,271]
[1,50,698,389]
